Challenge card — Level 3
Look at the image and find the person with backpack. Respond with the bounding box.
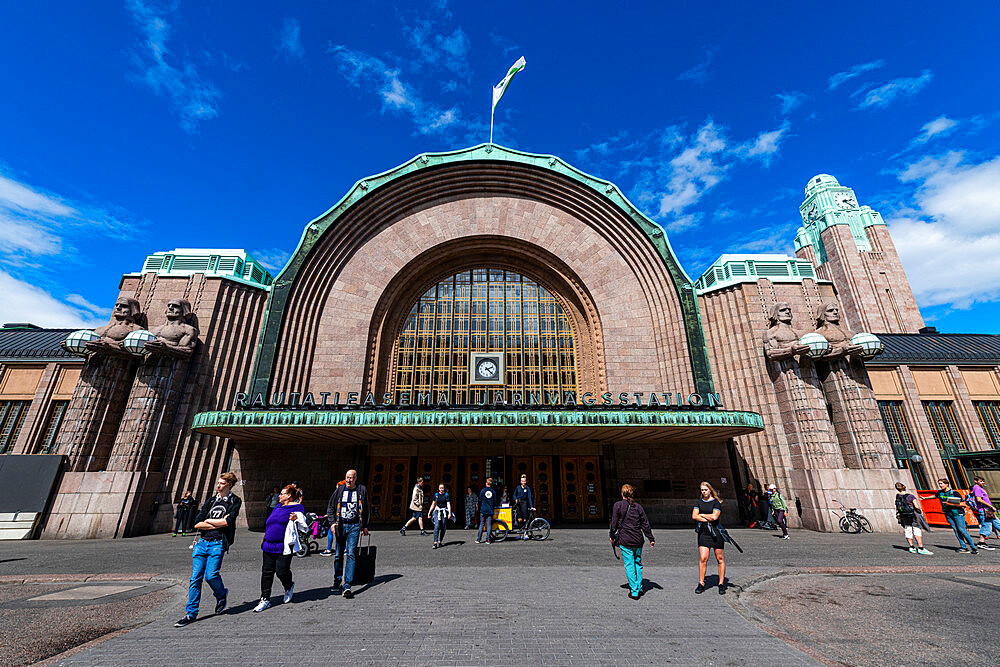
[766,484,789,539]
[610,483,654,600]
[970,476,1000,548]
[894,482,932,554]
[427,483,452,549]
[936,478,978,554]
[175,472,242,627]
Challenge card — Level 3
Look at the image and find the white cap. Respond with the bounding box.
[767,484,776,490]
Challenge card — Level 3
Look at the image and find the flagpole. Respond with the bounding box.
[490,103,494,145]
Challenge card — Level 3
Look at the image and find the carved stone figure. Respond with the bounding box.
[763,302,810,361]
[813,301,863,358]
[144,299,199,358]
[85,297,145,355]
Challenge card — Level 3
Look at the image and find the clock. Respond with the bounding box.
[805,203,818,220]
[470,352,504,384]
[837,195,855,209]
[477,359,498,379]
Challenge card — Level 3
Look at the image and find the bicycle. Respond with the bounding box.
[489,509,551,543]
[832,499,872,533]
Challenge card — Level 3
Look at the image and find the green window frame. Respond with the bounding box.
[37,400,68,454]
[922,401,967,452]
[975,401,1000,448]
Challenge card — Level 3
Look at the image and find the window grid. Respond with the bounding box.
[975,401,1000,448]
[878,401,914,452]
[922,401,967,452]
[0,400,30,455]
[393,269,578,405]
[38,400,68,454]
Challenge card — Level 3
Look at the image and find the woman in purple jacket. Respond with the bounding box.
[609,484,655,600]
[254,484,305,612]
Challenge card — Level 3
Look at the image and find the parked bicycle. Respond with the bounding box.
[832,499,872,533]
[490,509,551,543]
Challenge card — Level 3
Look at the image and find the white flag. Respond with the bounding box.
[492,56,526,111]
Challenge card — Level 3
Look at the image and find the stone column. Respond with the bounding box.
[819,358,896,470]
[55,355,138,471]
[768,357,844,470]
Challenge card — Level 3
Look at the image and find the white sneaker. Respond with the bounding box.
[283,583,294,604]
[253,598,271,613]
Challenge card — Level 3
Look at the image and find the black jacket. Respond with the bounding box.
[327,483,370,530]
[610,499,654,549]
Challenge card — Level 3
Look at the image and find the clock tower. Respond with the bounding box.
[794,174,924,334]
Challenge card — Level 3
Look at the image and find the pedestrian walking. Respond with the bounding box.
[428,483,452,548]
[609,484,655,600]
[254,484,307,612]
[743,483,760,528]
[935,478,978,554]
[766,484,789,539]
[970,476,1000,550]
[464,487,478,529]
[175,472,242,627]
[400,477,427,536]
[173,491,196,536]
[265,486,281,513]
[894,482,932,554]
[329,469,370,599]
[693,481,727,595]
[476,477,498,544]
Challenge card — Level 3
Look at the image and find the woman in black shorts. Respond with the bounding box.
[692,481,726,594]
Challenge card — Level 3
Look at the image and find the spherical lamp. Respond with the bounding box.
[62,329,99,357]
[798,332,830,358]
[123,329,157,356]
[851,332,884,358]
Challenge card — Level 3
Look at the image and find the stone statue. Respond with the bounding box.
[144,299,199,358]
[814,301,863,358]
[763,302,810,361]
[84,297,146,355]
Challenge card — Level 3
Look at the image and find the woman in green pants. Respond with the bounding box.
[609,484,655,600]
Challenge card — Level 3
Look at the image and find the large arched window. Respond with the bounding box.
[393,268,578,405]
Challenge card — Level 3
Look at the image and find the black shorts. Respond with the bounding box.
[697,528,725,550]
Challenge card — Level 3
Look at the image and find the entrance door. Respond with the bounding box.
[513,455,553,519]
[368,457,410,523]
[559,456,603,522]
[415,457,458,505]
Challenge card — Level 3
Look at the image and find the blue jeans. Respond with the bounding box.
[186,539,226,617]
[945,513,977,551]
[976,510,1000,537]
[334,522,361,590]
[476,513,493,541]
[621,545,643,596]
[433,512,448,542]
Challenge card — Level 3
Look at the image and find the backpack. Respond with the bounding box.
[895,494,916,517]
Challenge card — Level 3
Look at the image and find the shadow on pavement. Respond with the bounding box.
[440,540,465,547]
[356,573,403,595]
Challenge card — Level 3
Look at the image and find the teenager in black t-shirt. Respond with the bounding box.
[692,481,726,595]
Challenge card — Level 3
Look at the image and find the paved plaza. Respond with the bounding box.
[1,526,996,665]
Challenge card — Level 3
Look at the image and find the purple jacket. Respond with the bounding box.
[261,503,305,554]
[610,499,654,549]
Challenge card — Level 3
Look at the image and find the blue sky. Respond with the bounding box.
[1,1,998,332]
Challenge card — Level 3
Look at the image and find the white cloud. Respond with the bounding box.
[126,0,221,133]
[913,116,958,144]
[735,122,790,166]
[251,248,291,272]
[677,46,718,84]
[277,17,305,62]
[888,152,1000,308]
[855,70,932,110]
[0,270,105,328]
[330,45,467,136]
[827,59,886,90]
[65,293,111,317]
[775,91,806,116]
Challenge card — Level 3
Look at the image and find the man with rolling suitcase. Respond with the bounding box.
[329,469,370,599]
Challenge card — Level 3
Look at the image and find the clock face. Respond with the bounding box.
[470,353,504,384]
[837,195,854,209]
[477,360,497,379]
[806,203,818,220]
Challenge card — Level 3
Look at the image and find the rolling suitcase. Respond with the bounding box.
[353,533,377,584]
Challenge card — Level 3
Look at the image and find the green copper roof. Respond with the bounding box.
[131,248,274,289]
[694,254,827,294]
[249,143,716,397]
[795,175,887,265]
[192,408,764,432]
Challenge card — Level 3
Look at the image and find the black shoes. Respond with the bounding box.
[215,590,227,614]
[695,583,706,594]
[331,585,342,595]
[342,589,353,599]
[400,527,406,535]
[718,585,726,595]
[174,615,195,627]
[420,530,428,536]
[628,592,640,600]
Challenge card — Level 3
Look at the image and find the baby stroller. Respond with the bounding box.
[294,513,330,558]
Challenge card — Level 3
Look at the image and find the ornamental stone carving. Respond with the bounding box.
[145,299,199,358]
[763,302,810,361]
[813,300,863,359]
